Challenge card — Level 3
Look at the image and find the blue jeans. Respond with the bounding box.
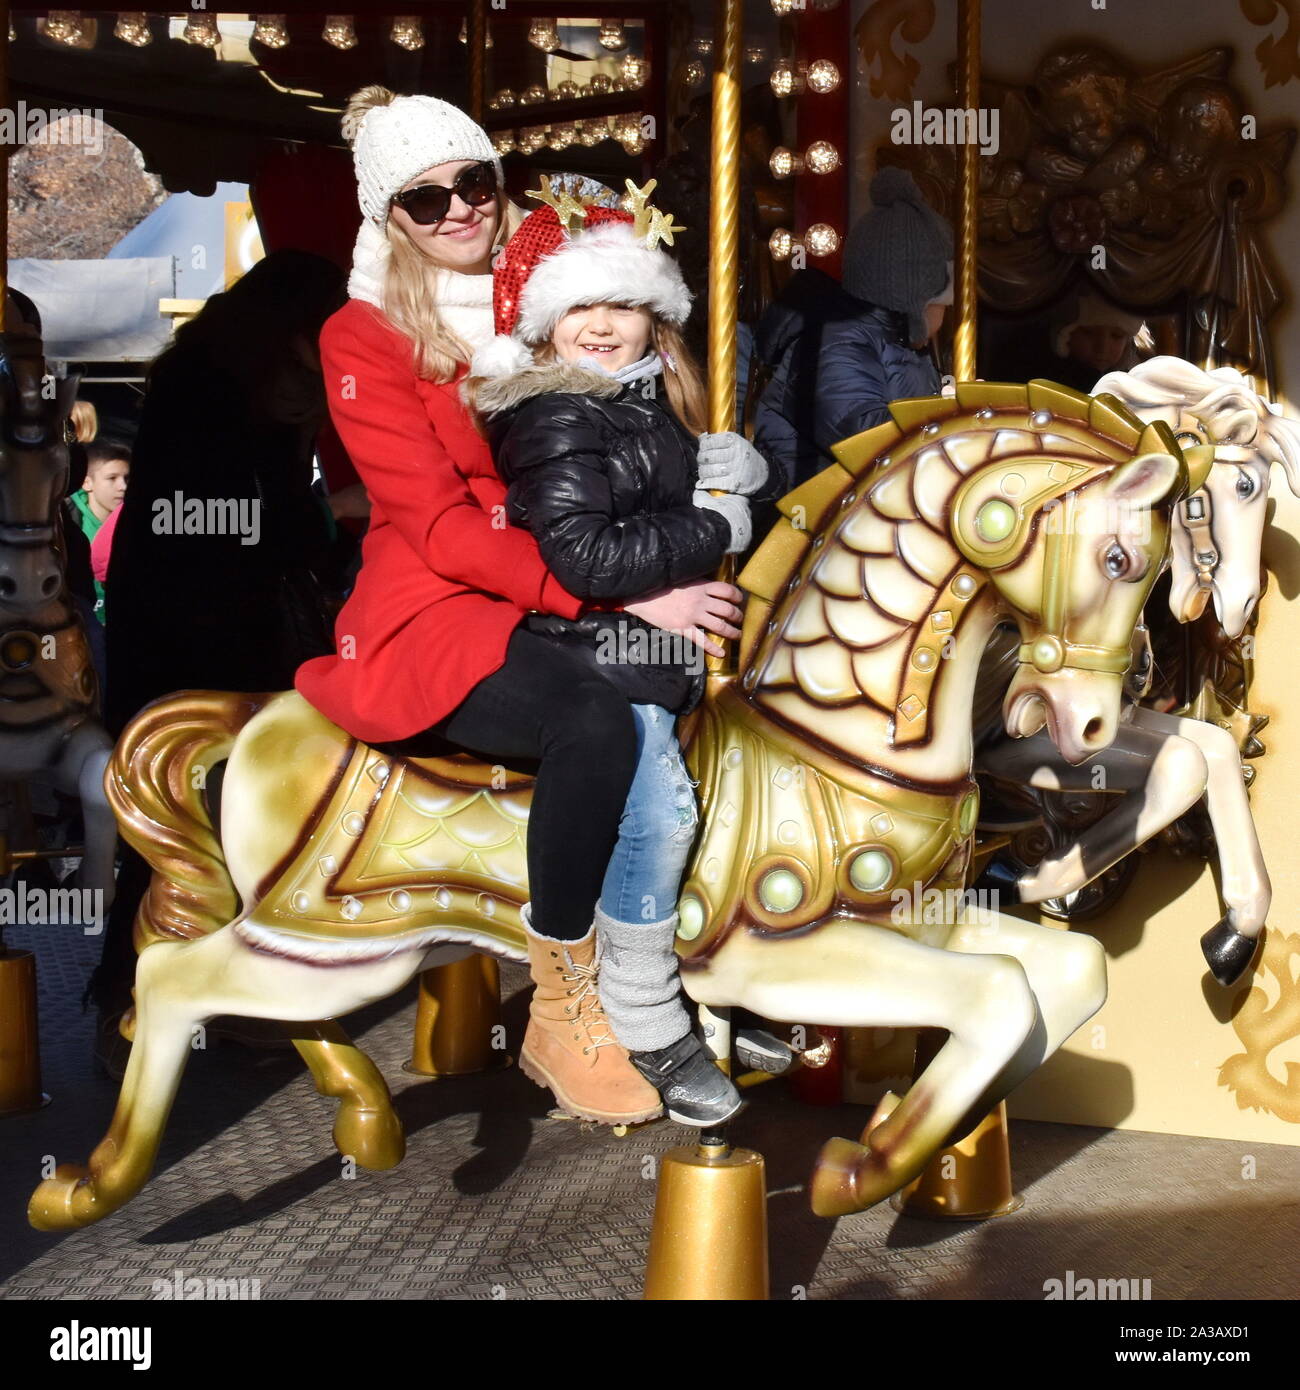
[598,704,698,924]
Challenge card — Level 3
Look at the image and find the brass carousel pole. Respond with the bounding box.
[644,0,769,1303]
[405,0,505,1082]
[891,0,1019,1222]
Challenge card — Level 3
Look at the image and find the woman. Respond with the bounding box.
[296,88,744,1125]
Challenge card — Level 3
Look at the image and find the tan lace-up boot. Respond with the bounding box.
[519,912,663,1125]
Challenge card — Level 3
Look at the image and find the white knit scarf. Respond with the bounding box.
[347,217,496,354]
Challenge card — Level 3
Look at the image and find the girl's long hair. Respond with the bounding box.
[650,320,708,436]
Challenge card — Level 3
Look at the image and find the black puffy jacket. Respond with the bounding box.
[478,359,738,713]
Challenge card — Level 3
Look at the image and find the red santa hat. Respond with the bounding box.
[471,176,692,379]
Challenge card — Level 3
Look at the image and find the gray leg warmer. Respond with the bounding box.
[594,904,691,1052]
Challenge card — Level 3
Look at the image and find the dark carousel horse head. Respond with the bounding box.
[0,294,94,727]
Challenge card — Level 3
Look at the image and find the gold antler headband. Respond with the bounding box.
[525,174,687,250]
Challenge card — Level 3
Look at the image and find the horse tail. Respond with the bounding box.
[105,690,269,952]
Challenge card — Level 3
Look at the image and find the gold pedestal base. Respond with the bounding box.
[891,1102,1022,1221]
[405,954,510,1078]
[0,949,48,1116]
[643,1142,769,1300]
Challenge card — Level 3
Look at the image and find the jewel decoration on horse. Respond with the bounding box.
[28,381,1188,1231]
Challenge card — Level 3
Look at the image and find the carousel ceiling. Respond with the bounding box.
[6,7,664,194]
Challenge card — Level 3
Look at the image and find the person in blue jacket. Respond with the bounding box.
[754,166,954,492]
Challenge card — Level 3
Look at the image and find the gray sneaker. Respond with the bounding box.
[628,1032,744,1127]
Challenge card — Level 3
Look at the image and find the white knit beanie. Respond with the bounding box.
[349,93,501,226]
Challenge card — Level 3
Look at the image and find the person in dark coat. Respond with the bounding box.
[467,185,777,1125]
[88,250,345,1065]
[754,167,954,492]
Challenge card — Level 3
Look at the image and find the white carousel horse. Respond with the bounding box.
[974,359,1300,986]
[0,313,116,916]
[28,382,1188,1229]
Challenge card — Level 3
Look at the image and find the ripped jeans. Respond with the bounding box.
[598,703,698,925]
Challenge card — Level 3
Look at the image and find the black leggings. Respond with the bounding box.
[377,626,638,942]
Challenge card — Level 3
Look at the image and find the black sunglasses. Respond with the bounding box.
[390,161,498,226]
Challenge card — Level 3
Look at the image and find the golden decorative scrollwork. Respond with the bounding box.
[879,42,1296,390]
[1241,0,1300,88]
[854,0,937,103]
[1219,931,1300,1121]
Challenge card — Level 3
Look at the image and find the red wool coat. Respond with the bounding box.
[296,298,584,742]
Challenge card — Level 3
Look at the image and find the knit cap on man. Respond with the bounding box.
[843,166,954,346]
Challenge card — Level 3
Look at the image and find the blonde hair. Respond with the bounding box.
[70,399,98,444]
[342,84,514,384]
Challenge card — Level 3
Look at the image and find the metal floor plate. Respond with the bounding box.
[3,923,1298,1300]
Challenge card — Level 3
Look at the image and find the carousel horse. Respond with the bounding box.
[28,381,1190,1231]
[972,360,1300,987]
[0,306,116,912]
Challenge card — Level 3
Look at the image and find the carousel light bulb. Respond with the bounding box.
[519,85,547,106]
[114,12,151,47]
[528,18,560,53]
[42,11,84,45]
[620,54,648,88]
[684,61,707,88]
[769,229,795,262]
[589,73,613,95]
[322,15,357,50]
[389,17,424,51]
[617,112,643,143]
[745,46,766,65]
[807,59,841,94]
[771,0,800,13]
[622,134,646,156]
[253,15,289,49]
[182,13,219,48]
[805,139,840,174]
[692,37,713,56]
[770,60,805,98]
[805,223,840,257]
[598,19,626,50]
[490,89,517,111]
[553,79,581,101]
[493,131,515,156]
[549,122,577,150]
[577,121,603,147]
[769,147,803,179]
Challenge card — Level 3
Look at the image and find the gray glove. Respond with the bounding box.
[694,489,752,554]
[696,431,769,495]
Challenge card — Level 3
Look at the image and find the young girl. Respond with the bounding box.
[468,180,772,1125]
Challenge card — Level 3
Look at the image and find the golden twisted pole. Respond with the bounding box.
[953,0,980,382]
[704,0,743,679]
[708,0,741,435]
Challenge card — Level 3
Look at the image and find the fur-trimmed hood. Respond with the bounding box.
[467,357,624,419]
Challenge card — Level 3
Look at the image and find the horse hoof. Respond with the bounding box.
[335,1105,405,1170]
[1200,919,1262,988]
[972,854,1024,908]
[28,1165,95,1231]
[810,1137,871,1217]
